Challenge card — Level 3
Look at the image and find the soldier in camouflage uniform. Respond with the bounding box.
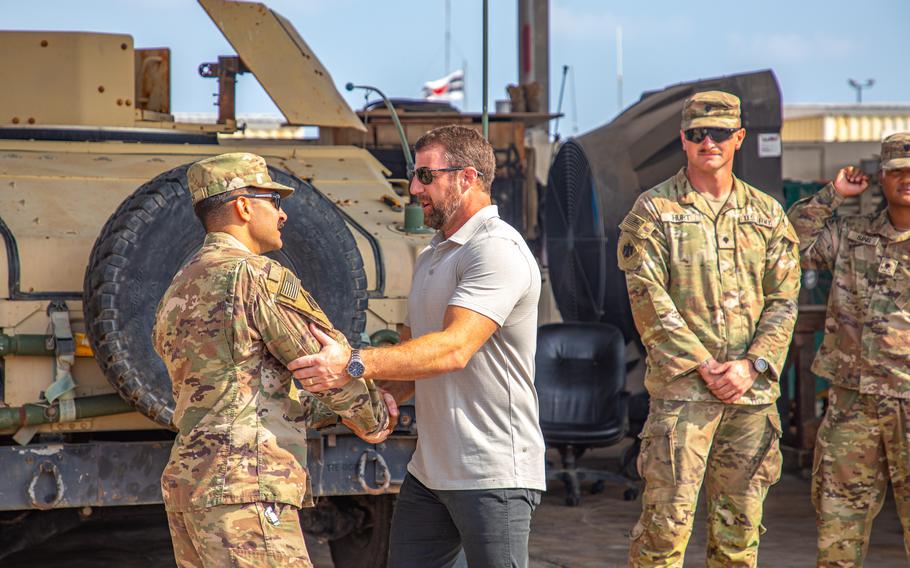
[618,91,801,567]
[152,152,394,568]
[788,133,910,567]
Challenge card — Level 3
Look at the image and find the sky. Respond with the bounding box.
[3,0,908,136]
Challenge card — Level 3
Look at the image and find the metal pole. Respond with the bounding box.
[0,394,133,431]
[482,0,489,139]
[553,65,569,139]
[848,78,874,104]
[518,0,550,113]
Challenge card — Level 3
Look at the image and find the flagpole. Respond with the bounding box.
[445,0,451,74]
[463,59,469,111]
[482,0,489,139]
[616,26,623,114]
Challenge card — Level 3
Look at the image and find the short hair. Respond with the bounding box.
[193,188,245,231]
[414,125,496,193]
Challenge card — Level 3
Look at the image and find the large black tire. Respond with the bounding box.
[328,495,394,568]
[83,163,367,427]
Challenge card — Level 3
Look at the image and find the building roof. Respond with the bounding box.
[784,103,910,119]
[782,104,910,142]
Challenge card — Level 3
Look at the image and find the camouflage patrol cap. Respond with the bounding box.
[681,91,742,130]
[881,132,910,170]
[187,152,294,205]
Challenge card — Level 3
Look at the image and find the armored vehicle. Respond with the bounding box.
[0,1,425,565]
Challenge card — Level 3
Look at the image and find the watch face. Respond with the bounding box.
[347,361,365,378]
[755,358,769,373]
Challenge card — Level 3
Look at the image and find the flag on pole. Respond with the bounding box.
[422,69,465,101]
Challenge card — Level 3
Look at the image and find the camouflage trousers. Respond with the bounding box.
[166,502,312,568]
[812,385,910,567]
[629,399,783,568]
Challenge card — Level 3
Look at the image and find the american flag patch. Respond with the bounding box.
[280,272,300,300]
[620,212,655,238]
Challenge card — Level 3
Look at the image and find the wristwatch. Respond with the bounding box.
[751,357,769,374]
[346,348,365,379]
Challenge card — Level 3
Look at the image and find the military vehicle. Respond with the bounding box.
[0,1,428,565]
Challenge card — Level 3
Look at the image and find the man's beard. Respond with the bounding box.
[423,187,463,230]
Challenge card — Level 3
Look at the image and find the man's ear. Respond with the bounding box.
[734,128,747,150]
[461,167,479,190]
[233,195,254,222]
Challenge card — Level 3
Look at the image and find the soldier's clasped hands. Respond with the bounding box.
[699,359,758,404]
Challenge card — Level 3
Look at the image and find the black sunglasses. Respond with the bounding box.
[684,127,740,144]
[223,191,282,210]
[407,166,484,185]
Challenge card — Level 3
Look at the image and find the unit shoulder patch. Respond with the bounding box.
[617,231,643,272]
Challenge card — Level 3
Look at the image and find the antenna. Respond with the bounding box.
[553,65,569,140]
[345,83,412,171]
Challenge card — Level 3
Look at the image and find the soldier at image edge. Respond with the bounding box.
[617,90,801,566]
[787,132,910,567]
[152,152,397,568]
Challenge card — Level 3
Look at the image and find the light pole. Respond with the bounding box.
[848,78,875,103]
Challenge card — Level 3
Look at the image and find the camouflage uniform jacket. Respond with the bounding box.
[617,168,801,404]
[153,232,389,512]
[788,183,910,399]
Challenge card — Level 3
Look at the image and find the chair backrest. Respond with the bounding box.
[535,322,626,428]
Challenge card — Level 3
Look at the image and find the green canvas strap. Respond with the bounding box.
[43,301,76,406]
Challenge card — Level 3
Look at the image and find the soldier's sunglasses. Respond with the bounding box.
[407,166,484,185]
[224,191,282,210]
[684,127,740,144]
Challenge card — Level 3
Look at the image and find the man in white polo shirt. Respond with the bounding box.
[288,125,545,567]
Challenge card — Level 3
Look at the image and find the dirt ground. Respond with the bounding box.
[254,461,910,568]
[526,450,907,567]
[4,448,906,567]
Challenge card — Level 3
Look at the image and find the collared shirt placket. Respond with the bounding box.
[417,240,447,317]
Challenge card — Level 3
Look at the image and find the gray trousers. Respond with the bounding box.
[389,473,541,568]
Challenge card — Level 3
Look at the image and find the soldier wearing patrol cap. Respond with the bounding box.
[618,91,801,567]
[788,133,910,567]
[152,152,396,568]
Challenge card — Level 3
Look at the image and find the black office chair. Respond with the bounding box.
[536,322,640,506]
